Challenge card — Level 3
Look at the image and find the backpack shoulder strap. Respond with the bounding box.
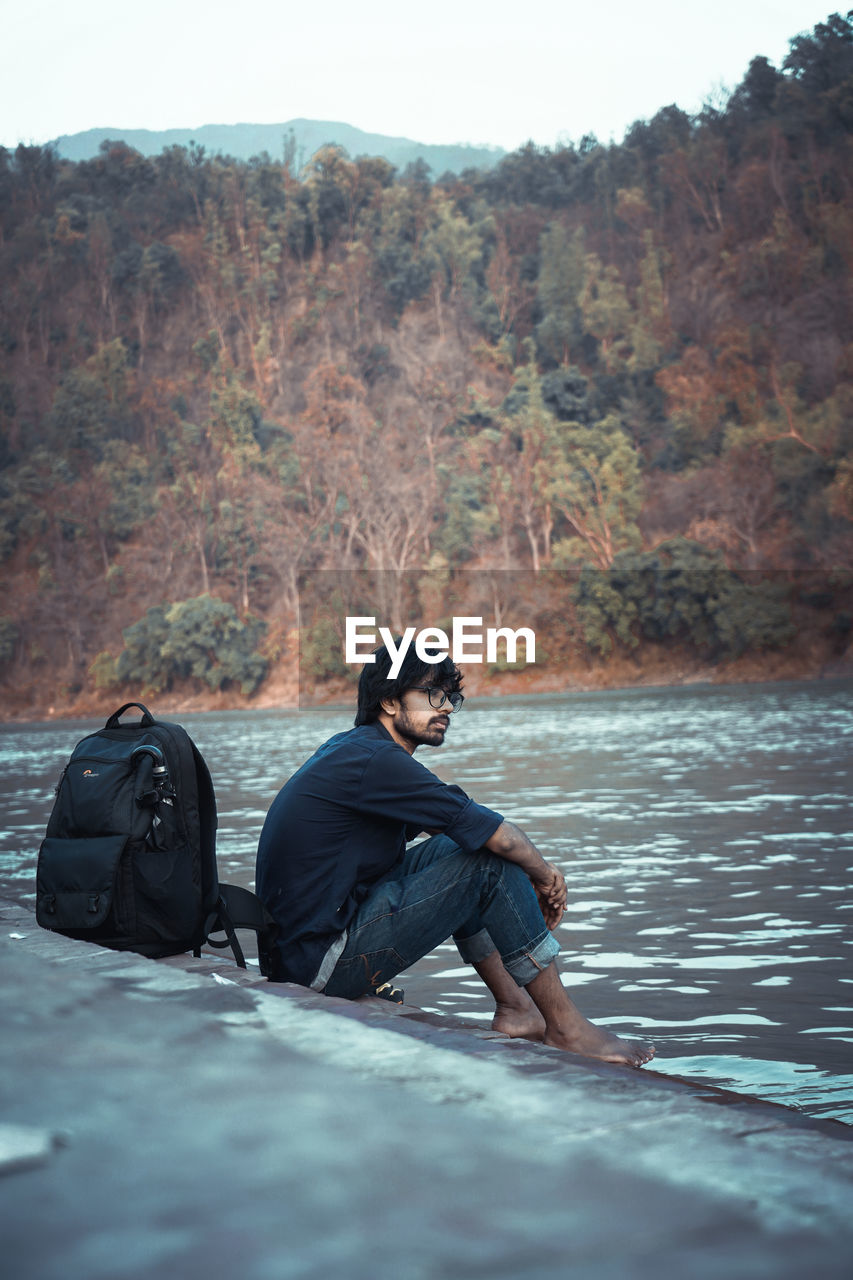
[189,739,218,874]
[202,882,279,975]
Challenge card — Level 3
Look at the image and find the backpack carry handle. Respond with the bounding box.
[106,702,156,728]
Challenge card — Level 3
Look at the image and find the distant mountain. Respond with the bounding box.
[51,119,505,176]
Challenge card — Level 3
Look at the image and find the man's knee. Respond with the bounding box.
[407,838,537,908]
[467,847,535,900]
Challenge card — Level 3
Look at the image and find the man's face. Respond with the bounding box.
[384,686,452,752]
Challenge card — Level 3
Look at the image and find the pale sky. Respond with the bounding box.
[0,0,842,153]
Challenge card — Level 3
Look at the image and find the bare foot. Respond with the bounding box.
[544,1019,655,1068]
[492,1002,547,1041]
[525,962,655,1067]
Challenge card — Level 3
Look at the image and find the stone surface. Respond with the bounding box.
[1,898,851,1279]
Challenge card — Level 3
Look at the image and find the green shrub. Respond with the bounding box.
[574,540,794,658]
[89,651,119,689]
[300,615,350,682]
[116,595,267,694]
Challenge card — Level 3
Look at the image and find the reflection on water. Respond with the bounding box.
[2,680,851,1123]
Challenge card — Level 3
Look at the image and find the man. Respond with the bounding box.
[256,644,654,1068]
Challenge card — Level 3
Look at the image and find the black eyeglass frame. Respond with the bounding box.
[407,685,465,713]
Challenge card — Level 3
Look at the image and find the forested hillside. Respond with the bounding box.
[1,13,852,713]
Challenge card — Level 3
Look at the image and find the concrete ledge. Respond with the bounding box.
[16,895,851,1137]
[2,898,852,1279]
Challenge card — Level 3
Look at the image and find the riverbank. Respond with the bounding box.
[3,627,851,723]
[2,896,852,1279]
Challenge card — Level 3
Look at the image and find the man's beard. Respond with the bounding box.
[393,706,448,749]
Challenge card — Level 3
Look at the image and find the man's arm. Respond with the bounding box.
[485,820,567,929]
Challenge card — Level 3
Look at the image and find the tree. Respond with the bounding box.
[535,223,585,366]
[779,12,853,142]
[485,218,525,338]
[45,339,134,459]
[305,145,352,249]
[472,363,560,571]
[628,233,671,373]
[423,197,485,338]
[727,56,784,129]
[0,617,18,669]
[158,417,221,594]
[685,450,781,568]
[372,183,437,317]
[549,415,644,568]
[580,253,632,371]
[828,457,853,523]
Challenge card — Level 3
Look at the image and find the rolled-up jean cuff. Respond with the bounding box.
[454,927,496,966]
[502,930,561,986]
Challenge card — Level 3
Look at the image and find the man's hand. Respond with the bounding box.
[531,861,567,930]
[486,822,568,930]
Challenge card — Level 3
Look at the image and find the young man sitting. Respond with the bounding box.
[256,644,654,1068]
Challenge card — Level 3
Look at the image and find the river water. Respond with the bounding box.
[3,680,851,1124]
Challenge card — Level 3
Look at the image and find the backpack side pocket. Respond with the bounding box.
[131,843,200,947]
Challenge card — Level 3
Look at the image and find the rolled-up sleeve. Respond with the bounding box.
[357,745,503,852]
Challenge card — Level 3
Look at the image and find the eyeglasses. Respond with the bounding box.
[408,686,465,713]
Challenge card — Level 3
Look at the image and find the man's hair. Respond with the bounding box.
[355,642,463,726]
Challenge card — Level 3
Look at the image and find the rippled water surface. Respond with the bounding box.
[3,680,851,1123]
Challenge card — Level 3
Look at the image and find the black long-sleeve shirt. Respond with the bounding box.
[255,721,502,986]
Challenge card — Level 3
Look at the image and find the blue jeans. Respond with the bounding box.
[322,834,560,999]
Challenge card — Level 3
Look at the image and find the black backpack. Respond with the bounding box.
[36,701,277,972]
